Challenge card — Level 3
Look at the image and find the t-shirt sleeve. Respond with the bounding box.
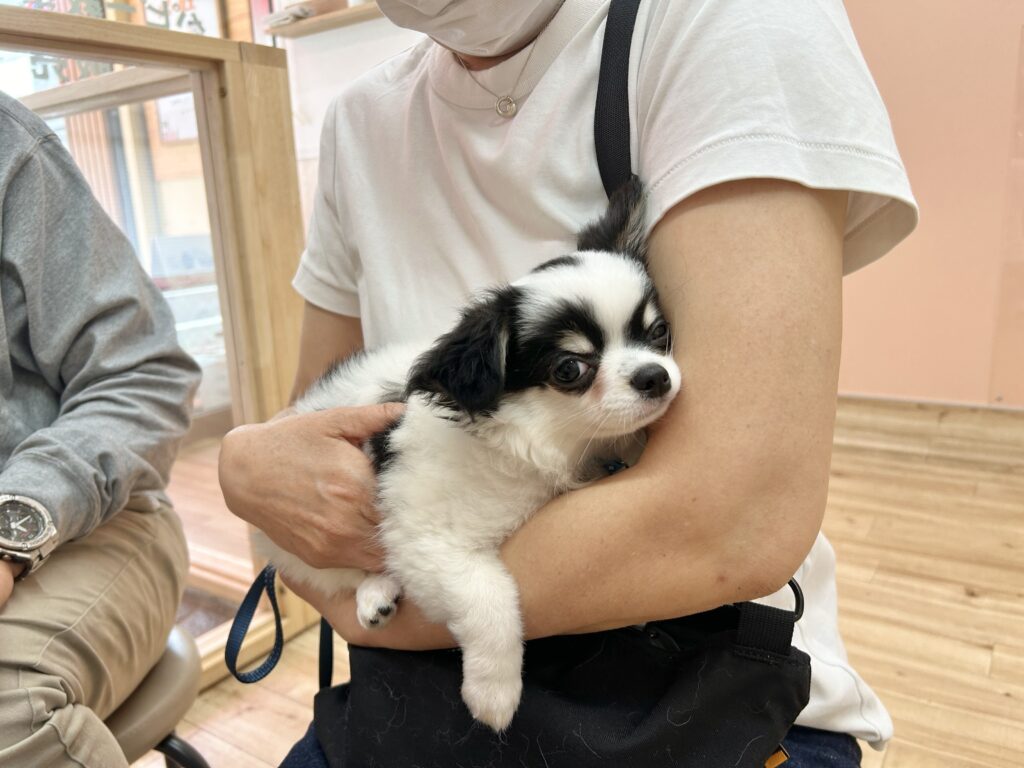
[292,97,362,316]
[634,0,919,274]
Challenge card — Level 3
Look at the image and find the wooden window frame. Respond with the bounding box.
[1,5,316,688]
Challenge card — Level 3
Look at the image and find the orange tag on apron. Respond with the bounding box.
[764,745,790,768]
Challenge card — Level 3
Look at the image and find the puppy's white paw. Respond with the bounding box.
[356,574,402,629]
[461,670,523,732]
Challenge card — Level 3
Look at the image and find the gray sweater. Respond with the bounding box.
[0,91,201,544]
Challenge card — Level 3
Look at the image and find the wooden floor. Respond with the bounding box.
[167,438,252,566]
[134,398,1024,767]
[828,400,1023,767]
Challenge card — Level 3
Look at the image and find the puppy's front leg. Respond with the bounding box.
[355,572,402,629]
[424,549,525,731]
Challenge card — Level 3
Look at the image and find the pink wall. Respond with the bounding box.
[841,0,1024,407]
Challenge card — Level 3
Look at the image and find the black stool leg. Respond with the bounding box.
[156,731,211,768]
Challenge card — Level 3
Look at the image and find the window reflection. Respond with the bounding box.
[2,48,228,417]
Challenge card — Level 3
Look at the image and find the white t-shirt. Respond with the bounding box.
[294,0,918,748]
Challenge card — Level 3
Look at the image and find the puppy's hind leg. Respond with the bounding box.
[418,550,525,732]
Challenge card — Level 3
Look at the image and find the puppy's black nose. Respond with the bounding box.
[630,364,671,398]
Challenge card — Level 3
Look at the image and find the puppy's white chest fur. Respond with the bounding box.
[378,395,590,555]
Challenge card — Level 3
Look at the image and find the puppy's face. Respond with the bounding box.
[407,178,680,442]
[407,253,679,441]
[503,253,680,439]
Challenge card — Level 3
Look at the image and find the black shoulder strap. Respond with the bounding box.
[595,0,642,198]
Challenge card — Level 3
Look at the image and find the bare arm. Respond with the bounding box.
[509,179,845,634]
[295,179,846,646]
[290,302,364,402]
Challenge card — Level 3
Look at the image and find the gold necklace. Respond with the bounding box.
[454,41,539,118]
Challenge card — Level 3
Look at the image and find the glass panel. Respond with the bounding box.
[6,45,255,640]
[0,45,113,101]
[3,49,229,417]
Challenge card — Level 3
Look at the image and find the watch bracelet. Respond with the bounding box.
[1,550,34,581]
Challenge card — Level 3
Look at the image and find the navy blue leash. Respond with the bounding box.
[225,564,284,683]
[224,563,334,689]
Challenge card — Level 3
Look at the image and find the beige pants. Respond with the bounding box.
[0,504,189,768]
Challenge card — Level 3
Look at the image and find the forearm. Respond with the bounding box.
[505,470,742,639]
[503,438,828,639]
[0,355,199,542]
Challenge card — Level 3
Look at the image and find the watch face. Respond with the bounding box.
[0,502,48,547]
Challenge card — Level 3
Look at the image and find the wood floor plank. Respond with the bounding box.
[180,680,315,765]
[875,694,1022,766]
[860,744,885,768]
[846,647,1024,722]
[131,719,277,768]
[879,739,1012,768]
[830,458,1023,505]
[179,725,279,767]
[829,539,1022,599]
[835,579,1024,650]
[991,644,1024,685]
[865,515,1021,573]
[834,555,880,584]
[837,611,994,676]
[868,567,1024,619]
[827,482,1024,532]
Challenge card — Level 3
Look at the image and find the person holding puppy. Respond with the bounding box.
[219,0,918,764]
[0,91,200,766]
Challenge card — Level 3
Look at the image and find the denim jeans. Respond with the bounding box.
[279,723,327,768]
[782,726,863,767]
[279,723,863,767]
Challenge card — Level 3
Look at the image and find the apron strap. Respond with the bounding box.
[595,0,642,197]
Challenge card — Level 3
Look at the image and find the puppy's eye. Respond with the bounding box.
[552,358,590,385]
[648,320,670,345]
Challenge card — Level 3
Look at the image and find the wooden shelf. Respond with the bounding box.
[265,2,383,39]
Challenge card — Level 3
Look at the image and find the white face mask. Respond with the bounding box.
[376,0,565,57]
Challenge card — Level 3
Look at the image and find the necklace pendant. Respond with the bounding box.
[495,95,517,118]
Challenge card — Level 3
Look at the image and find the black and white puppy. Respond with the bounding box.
[255,179,681,731]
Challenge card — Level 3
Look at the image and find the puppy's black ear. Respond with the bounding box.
[576,175,648,264]
[407,287,519,416]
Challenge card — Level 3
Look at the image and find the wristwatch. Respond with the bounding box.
[0,494,58,581]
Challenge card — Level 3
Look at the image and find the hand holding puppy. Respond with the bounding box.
[218,403,404,572]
